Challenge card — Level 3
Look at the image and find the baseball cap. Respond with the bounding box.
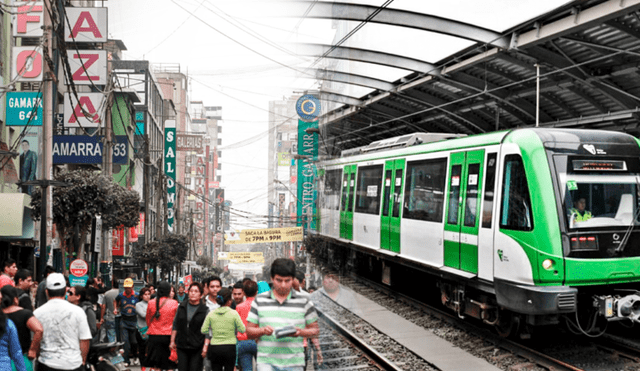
[124,278,134,288]
[46,273,66,290]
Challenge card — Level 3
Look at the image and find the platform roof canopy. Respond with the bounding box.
[296,0,640,153]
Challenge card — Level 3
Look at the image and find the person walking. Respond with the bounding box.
[170,283,208,371]
[247,259,319,371]
[66,286,98,343]
[33,273,92,371]
[136,287,151,371]
[176,284,186,303]
[235,280,258,371]
[114,278,139,366]
[1,286,42,371]
[35,266,55,308]
[101,280,119,343]
[200,288,245,371]
[14,269,34,311]
[0,289,26,371]
[0,259,17,289]
[145,281,179,371]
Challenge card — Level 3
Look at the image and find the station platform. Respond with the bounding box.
[348,287,501,371]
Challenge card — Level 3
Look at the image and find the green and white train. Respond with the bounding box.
[313,128,640,335]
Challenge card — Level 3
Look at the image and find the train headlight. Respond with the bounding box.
[542,259,554,270]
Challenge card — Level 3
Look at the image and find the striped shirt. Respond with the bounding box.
[247,289,318,367]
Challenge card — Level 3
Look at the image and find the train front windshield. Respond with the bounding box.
[556,157,640,230]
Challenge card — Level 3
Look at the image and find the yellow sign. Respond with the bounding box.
[225,227,303,245]
[218,252,264,263]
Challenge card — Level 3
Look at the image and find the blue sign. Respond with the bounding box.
[6,92,43,126]
[296,94,320,122]
[53,135,128,164]
[69,275,89,287]
[135,111,145,135]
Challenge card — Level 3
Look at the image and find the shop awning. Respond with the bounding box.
[0,193,34,239]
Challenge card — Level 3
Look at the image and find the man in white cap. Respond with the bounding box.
[33,273,92,371]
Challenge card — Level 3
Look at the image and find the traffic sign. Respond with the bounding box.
[69,259,88,277]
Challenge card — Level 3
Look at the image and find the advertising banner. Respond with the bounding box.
[64,92,104,127]
[64,7,108,43]
[13,2,44,38]
[12,126,41,196]
[6,92,43,126]
[112,228,125,256]
[296,119,318,229]
[11,46,43,82]
[224,227,303,245]
[295,94,320,230]
[67,50,108,85]
[52,135,128,164]
[176,134,204,153]
[217,252,264,263]
[165,120,176,232]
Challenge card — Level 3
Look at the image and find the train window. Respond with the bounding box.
[447,165,463,225]
[482,153,497,229]
[403,159,447,222]
[500,155,534,231]
[355,165,384,215]
[382,170,392,217]
[463,163,480,227]
[392,169,403,218]
[323,169,342,210]
[340,172,349,212]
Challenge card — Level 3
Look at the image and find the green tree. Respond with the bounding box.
[31,170,140,273]
[131,234,190,280]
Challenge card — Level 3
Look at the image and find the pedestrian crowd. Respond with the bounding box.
[0,257,325,371]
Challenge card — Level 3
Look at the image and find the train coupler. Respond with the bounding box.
[594,292,640,322]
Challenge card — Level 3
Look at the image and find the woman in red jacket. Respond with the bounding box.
[145,282,179,371]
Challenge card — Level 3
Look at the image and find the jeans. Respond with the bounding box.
[257,365,304,371]
[120,322,138,363]
[104,320,116,343]
[237,340,257,371]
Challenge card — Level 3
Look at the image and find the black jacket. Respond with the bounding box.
[174,300,208,350]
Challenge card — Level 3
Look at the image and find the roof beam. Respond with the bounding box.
[289,1,509,48]
[315,69,395,91]
[293,44,439,73]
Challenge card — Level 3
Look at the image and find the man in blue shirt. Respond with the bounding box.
[114,278,139,366]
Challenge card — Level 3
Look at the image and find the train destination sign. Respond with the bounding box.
[224,227,303,245]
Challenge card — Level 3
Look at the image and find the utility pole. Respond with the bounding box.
[40,0,54,279]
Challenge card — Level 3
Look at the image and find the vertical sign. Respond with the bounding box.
[12,2,44,37]
[296,94,320,230]
[165,120,176,232]
[64,7,108,43]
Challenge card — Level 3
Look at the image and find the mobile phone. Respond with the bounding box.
[275,325,297,338]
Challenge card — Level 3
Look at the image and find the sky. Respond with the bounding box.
[105,0,571,229]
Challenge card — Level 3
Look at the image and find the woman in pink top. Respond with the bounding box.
[145,282,179,371]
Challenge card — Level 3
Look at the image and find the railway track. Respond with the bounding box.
[312,294,437,371]
[339,274,640,371]
[315,311,403,371]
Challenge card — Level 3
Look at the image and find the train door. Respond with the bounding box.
[340,164,357,240]
[444,149,485,273]
[380,159,405,253]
